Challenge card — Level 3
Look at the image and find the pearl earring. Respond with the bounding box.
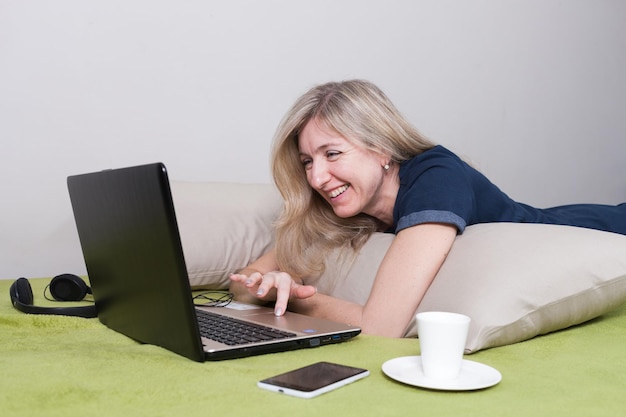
[383,163,390,171]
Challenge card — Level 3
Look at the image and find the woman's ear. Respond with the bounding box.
[378,153,392,170]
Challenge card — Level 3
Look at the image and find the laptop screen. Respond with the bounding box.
[68,163,205,361]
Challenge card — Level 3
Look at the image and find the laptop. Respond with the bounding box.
[67,163,361,362]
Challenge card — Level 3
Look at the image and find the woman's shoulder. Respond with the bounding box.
[399,145,464,177]
[414,145,459,161]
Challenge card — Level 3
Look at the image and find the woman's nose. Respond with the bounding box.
[309,160,331,188]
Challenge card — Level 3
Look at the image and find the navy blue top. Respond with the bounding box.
[393,146,626,235]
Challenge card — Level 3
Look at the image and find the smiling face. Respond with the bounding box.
[297,118,399,226]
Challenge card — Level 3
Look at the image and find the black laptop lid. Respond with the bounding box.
[67,163,205,362]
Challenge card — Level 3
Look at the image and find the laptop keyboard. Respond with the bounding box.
[196,309,297,346]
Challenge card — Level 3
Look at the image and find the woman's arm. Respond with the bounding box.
[289,223,457,337]
[230,223,457,337]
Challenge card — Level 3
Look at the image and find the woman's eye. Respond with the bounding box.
[326,151,341,160]
[301,158,312,169]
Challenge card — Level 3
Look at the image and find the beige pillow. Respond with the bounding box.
[319,223,626,353]
[173,181,626,352]
[171,181,282,289]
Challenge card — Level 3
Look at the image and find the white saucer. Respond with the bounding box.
[382,356,502,391]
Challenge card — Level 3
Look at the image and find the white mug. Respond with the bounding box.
[416,311,471,380]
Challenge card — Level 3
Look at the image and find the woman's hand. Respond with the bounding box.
[229,271,317,316]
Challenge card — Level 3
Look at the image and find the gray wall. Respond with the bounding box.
[2,0,625,279]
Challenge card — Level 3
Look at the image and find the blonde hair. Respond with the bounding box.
[271,80,435,278]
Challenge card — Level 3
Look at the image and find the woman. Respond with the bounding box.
[230,79,626,337]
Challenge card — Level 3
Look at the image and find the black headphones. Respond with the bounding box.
[9,274,97,318]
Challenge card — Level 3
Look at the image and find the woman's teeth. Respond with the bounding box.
[329,185,349,198]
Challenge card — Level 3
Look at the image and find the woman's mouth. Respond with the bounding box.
[329,184,350,199]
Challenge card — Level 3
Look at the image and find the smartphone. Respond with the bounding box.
[257,361,369,399]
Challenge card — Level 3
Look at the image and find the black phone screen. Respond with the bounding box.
[259,362,368,392]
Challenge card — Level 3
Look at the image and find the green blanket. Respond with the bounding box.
[2,278,624,417]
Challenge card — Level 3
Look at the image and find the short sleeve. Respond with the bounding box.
[393,147,475,233]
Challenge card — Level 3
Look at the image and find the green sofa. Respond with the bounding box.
[2,277,625,417]
[4,181,626,416]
